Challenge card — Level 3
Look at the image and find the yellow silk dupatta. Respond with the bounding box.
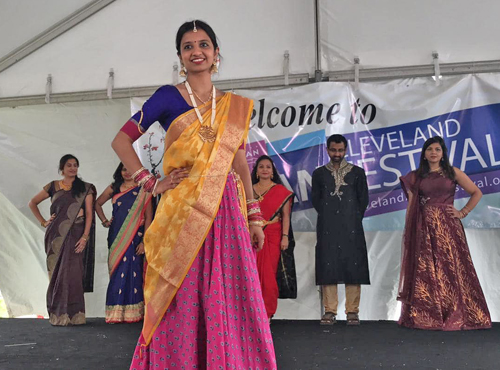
[141,93,252,346]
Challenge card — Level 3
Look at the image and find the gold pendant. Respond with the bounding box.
[199,126,216,142]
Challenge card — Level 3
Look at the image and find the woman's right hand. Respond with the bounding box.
[43,214,56,228]
[154,168,190,195]
[102,219,112,228]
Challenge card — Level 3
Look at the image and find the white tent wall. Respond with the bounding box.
[0,99,131,317]
[319,0,500,71]
[1,1,499,322]
[0,0,315,98]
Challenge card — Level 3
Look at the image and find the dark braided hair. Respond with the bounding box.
[59,154,86,197]
[416,136,455,180]
[251,155,283,185]
[175,20,219,55]
[111,162,125,195]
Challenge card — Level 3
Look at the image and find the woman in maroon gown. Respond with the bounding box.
[398,136,491,330]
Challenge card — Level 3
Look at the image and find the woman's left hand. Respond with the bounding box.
[75,237,88,253]
[281,236,289,250]
[447,205,462,219]
[136,242,145,255]
[250,225,265,251]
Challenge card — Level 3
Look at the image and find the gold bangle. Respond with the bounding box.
[137,110,146,134]
[81,234,89,241]
[249,220,264,227]
[41,220,46,228]
[131,167,146,180]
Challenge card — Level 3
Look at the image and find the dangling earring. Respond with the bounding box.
[441,157,444,162]
[210,57,219,74]
[179,64,187,77]
[256,174,259,179]
[271,174,274,180]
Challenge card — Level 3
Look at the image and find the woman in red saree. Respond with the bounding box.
[398,136,491,330]
[252,155,296,319]
[28,154,95,326]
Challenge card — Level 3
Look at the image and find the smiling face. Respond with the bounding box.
[256,159,274,181]
[178,29,218,75]
[121,166,132,181]
[62,159,79,177]
[424,142,443,165]
[327,142,346,163]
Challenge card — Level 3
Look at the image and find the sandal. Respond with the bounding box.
[346,312,360,326]
[320,312,336,325]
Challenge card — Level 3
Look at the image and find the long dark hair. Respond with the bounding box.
[416,136,455,180]
[251,155,283,185]
[111,162,125,195]
[59,154,86,197]
[176,20,219,55]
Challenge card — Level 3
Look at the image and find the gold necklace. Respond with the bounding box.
[185,80,216,142]
[254,182,274,201]
[429,167,442,173]
[192,87,213,105]
[121,182,136,191]
[59,180,72,191]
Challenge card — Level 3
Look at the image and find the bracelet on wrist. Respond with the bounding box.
[131,167,146,180]
[249,220,264,227]
[282,234,289,238]
[41,220,47,228]
[81,234,89,241]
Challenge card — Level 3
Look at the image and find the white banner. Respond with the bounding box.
[132,74,500,321]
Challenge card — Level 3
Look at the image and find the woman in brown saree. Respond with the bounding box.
[398,137,491,330]
[29,154,96,326]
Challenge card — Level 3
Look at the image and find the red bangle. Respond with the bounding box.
[143,176,157,192]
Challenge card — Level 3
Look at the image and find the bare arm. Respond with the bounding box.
[232,149,265,251]
[28,189,53,226]
[111,132,144,176]
[232,149,254,200]
[112,131,189,195]
[75,194,94,253]
[95,185,114,226]
[280,198,292,250]
[451,167,482,218]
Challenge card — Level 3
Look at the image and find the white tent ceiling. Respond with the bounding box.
[0,0,315,97]
[320,0,500,70]
[1,0,500,98]
[0,0,90,57]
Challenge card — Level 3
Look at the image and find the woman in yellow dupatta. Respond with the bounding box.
[112,20,276,370]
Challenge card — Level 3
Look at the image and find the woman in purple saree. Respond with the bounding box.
[398,137,491,330]
[29,154,95,326]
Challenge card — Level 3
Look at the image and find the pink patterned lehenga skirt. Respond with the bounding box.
[130,174,277,369]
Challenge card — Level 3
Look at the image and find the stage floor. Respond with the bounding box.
[0,319,498,369]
